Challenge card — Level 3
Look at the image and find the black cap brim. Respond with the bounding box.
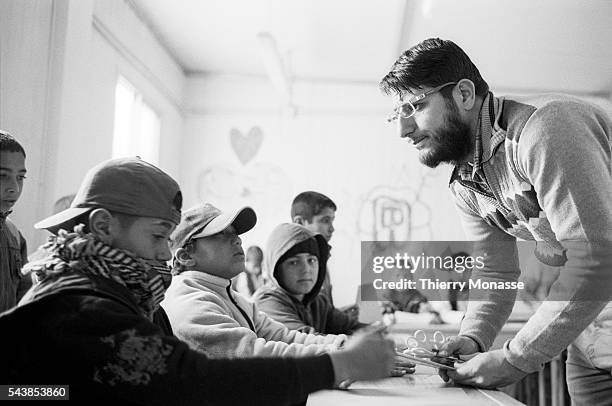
[34,207,92,231]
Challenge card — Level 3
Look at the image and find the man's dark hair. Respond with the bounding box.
[291,191,337,222]
[379,38,489,99]
[0,130,26,157]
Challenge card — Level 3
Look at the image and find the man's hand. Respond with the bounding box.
[445,349,528,389]
[436,335,480,382]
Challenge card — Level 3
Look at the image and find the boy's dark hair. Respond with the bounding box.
[0,130,26,157]
[291,191,337,222]
[379,38,489,99]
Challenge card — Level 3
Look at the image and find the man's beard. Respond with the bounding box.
[420,101,473,168]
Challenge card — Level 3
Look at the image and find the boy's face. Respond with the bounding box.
[110,216,175,262]
[304,207,335,242]
[191,225,245,278]
[279,253,318,296]
[0,151,27,214]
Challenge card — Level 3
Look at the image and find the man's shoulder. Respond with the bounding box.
[502,94,609,141]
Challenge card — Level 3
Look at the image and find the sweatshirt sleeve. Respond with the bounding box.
[164,290,334,359]
[450,188,520,352]
[255,291,314,332]
[324,305,363,335]
[251,305,344,357]
[502,101,612,372]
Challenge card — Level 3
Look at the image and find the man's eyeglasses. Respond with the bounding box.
[387,82,457,123]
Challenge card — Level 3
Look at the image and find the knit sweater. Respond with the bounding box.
[450,93,612,373]
[161,270,345,358]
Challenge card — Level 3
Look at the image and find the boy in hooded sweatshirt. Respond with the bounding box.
[253,223,366,334]
[162,203,346,359]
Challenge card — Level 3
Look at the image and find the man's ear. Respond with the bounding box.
[175,247,196,267]
[88,208,115,243]
[454,78,477,111]
[293,215,306,225]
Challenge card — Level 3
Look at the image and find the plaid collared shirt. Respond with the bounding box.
[453,93,501,195]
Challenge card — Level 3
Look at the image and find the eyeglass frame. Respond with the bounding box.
[387,81,458,123]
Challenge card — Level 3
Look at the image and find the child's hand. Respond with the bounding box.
[436,335,480,382]
[332,334,348,348]
[328,327,395,386]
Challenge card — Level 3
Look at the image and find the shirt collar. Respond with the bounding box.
[180,270,231,288]
[452,92,500,182]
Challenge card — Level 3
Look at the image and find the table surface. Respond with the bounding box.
[307,366,526,406]
[389,320,525,350]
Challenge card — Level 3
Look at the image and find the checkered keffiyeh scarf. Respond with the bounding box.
[25,226,168,319]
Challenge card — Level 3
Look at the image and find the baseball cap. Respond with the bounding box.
[170,203,256,251]
[35,157,182,230]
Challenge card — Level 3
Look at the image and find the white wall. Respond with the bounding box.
[1,0,185,249]
[181,73,467,305]
[0,0,55,251]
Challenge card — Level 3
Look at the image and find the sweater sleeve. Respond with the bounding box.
[450,189,520,352]
[503,101,612,372]
[6,295,336,406]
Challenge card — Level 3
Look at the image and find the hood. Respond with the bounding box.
[263,223,329,305]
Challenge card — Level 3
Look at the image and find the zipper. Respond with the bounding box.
[226,284,256,332]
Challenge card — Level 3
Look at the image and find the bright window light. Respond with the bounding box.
[112,76,161,166]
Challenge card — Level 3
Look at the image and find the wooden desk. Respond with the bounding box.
[308,366,525,405]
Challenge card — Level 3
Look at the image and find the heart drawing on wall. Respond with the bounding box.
[230,127,264,165]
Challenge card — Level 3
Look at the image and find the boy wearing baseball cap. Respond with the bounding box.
[0,157,396,404]
[162,203,346,359]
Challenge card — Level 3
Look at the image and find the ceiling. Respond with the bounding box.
[132,0,612,95]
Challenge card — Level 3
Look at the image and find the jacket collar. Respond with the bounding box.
[179,270,231,288]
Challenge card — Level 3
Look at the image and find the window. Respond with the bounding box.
[112,76,161,166]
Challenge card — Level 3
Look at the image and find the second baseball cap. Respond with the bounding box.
[170,203,256,251]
